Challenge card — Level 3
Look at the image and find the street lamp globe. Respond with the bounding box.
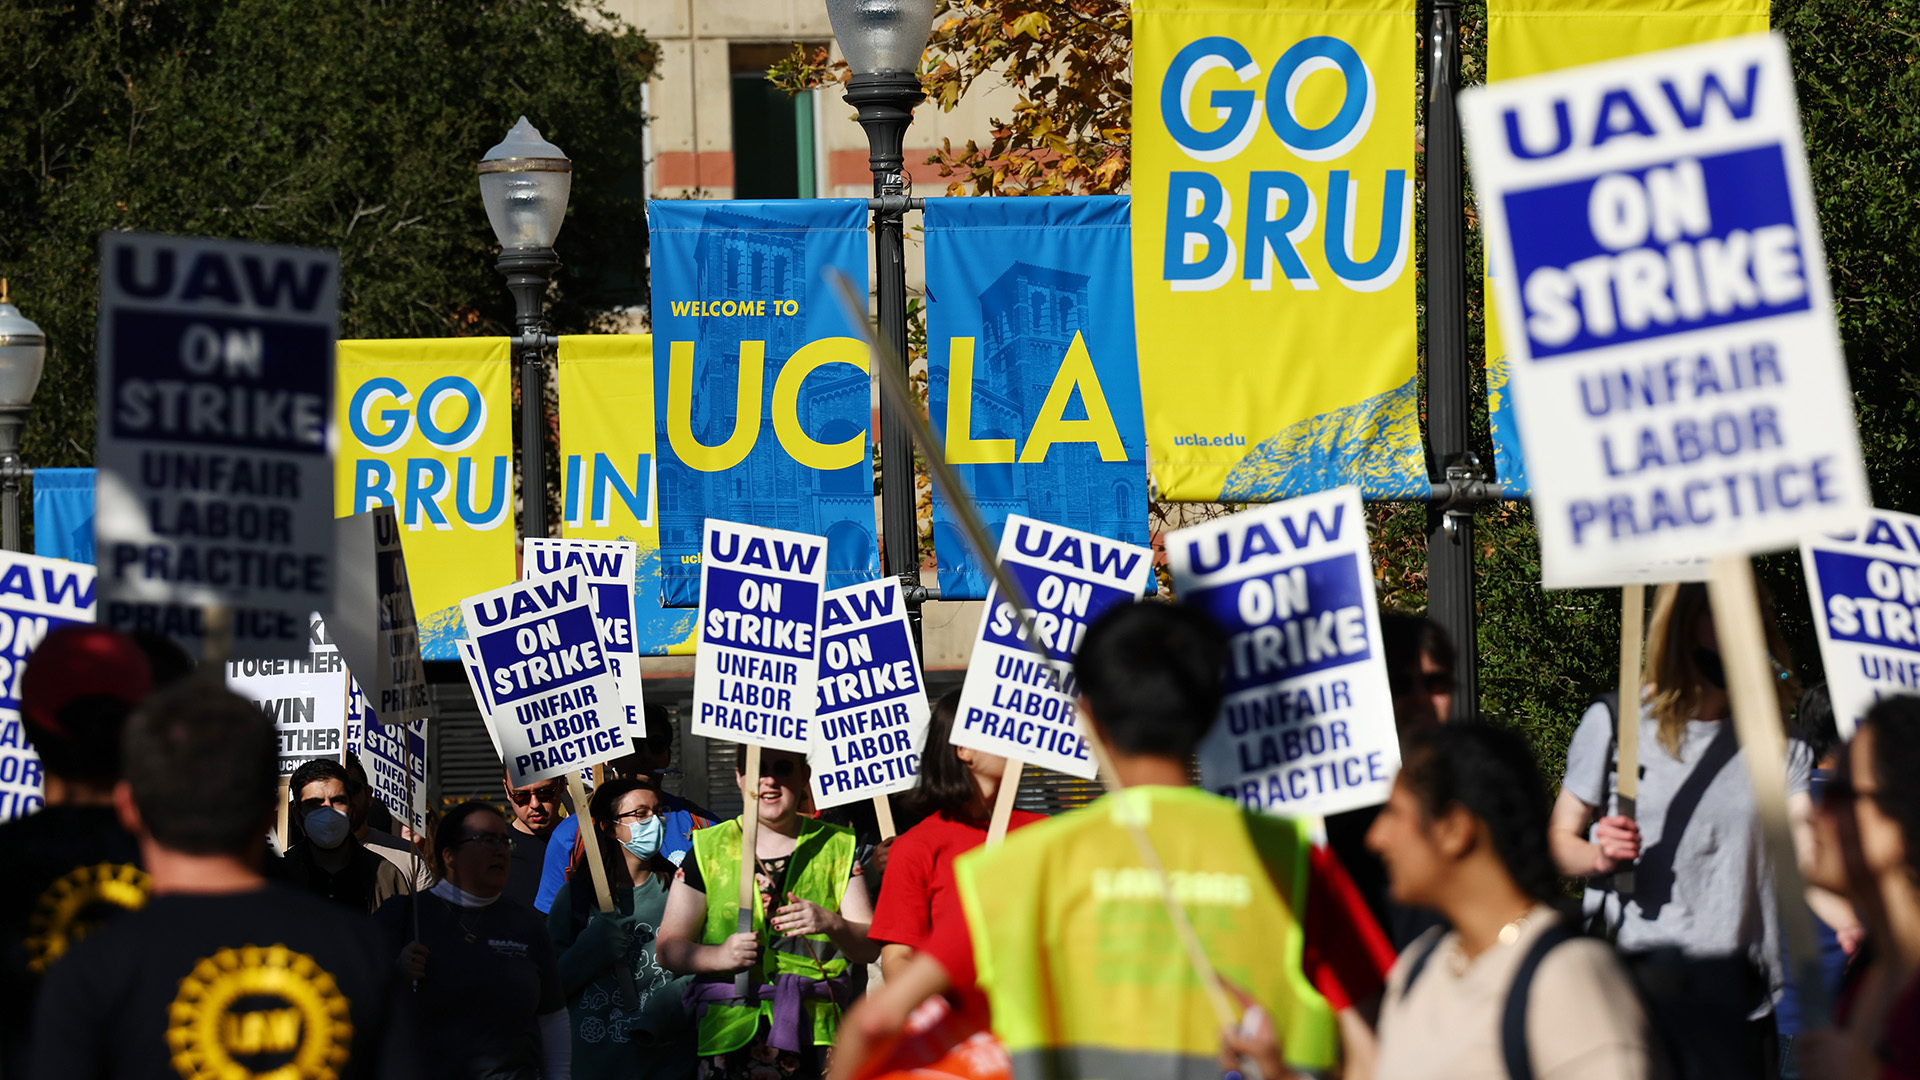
[825,0,937,76]
[0,282,46,412]
[477,116,573,251]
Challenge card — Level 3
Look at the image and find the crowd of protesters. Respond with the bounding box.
[2,585,1918,1080]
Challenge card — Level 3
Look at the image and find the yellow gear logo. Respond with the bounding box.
[165,944,353,1080]
[26,862,152,973]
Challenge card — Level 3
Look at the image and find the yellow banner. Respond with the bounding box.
[555,336,697,656]
[1484,0,1769,491]
[335,339,515,660]
[1133,0,1424,502]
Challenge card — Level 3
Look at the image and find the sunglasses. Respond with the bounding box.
[507,783,565,805]
[737,758,797,779]
[1390,672,1453,697]
[1822,779,1886,809]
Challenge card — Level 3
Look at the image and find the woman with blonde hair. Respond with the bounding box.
[1548,581,1812,1074]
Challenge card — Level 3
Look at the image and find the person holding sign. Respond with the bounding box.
[869,690,1043,982]
[1370,723,1660,1079]
[548,776,698,1080]
[658,748,879,1080]
[1548,582,1812,1070]
[832,604,1394,1080]
[376,801,570,1080]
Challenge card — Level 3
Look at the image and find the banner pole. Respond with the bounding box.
[735,743,762,1001]
[872,794,896,841]
[1706,555,1829,1028]
[276,775,290,854]
[1613,585,1645,896]
[985,761,1023,847]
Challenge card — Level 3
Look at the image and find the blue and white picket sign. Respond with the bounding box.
[0,553,98,820]
[460,571,629,786]
[94,232,339,654]
[361,715,429,835]
[526,537,646,739]
[950,515,1152,780]
[805,579,930,810]
[1168,487,1398,818]
[1461,35,1869,589]
[1802,509,1920,738]
[692,520,827,753]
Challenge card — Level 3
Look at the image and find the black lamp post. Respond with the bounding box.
[0,281,46,553]
[479,117,573,543]
[825,0,936,597]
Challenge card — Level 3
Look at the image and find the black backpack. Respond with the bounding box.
[1398,922,1580,1080]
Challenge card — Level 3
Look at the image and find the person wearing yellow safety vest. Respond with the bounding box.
[831,603,1394,1080]
[660,746,880,1080]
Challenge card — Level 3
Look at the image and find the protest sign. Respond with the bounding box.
[460,571,627,786]
[330,507,430,726]
[950,515,1152,780]
[526,537,645,739]
[226,630,350,776]
[96,232,338,655]
[1168,487,1398,816]
[361,714,428,834]
[1802,509,1920,737]
[806,579,930,811]
[1461,35,1869,588]
[0,553,97,820]
[692,521,827,753]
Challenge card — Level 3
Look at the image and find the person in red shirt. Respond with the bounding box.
[868,690,1045,981]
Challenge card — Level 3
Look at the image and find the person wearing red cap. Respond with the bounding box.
[0,625,155,1075]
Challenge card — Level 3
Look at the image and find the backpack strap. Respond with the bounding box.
[1397,929,1445,1001]
[1500,922,1579,1080]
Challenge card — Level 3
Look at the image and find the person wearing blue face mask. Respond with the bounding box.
[549,776,698,1080]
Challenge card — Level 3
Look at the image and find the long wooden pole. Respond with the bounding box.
[736,742,763,1000]
[1614,585,1645,896]
[566,772,616,912]
[827,269,1258,1076]
[1707,555,1829,1028]
[985,761,1023,847]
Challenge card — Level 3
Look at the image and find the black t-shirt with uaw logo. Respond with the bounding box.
[29,883,412,1080]
[0,805,147,1076]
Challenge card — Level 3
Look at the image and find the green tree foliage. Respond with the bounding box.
[0,0,656,472]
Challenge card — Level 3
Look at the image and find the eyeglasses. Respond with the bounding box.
[455,833,512,851]
[508,783,564,805]
[612,806,658,823]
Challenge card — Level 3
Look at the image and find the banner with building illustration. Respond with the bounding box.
[336,339,515,659]
[556,335,698,654]
[1483,0,1770,494]
[647,200,880,607]
[924,197,1151,599]
[1132,0,1426,502]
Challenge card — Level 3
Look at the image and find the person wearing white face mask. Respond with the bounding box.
[282,758,409,913]
[548,777,697,1080]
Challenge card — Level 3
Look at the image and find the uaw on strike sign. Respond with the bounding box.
[692,521,827,753]
[807,579,929,810]
[952,516,1152,780]
[96,233,339,654]
[1461,35,1868,588]
[1169,488,1397,817]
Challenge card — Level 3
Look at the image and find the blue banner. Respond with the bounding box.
[924,197,1151,599]
[32,468,95,564]
[648,200,878,607]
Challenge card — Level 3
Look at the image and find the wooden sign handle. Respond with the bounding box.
[565,772,617,914]
[985,760,1023,847]
[873,794,897,841]
[276,775,291,853]
[736,743,763,999]
[1707,555,1830,1028]
[1614,585,1645,896]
